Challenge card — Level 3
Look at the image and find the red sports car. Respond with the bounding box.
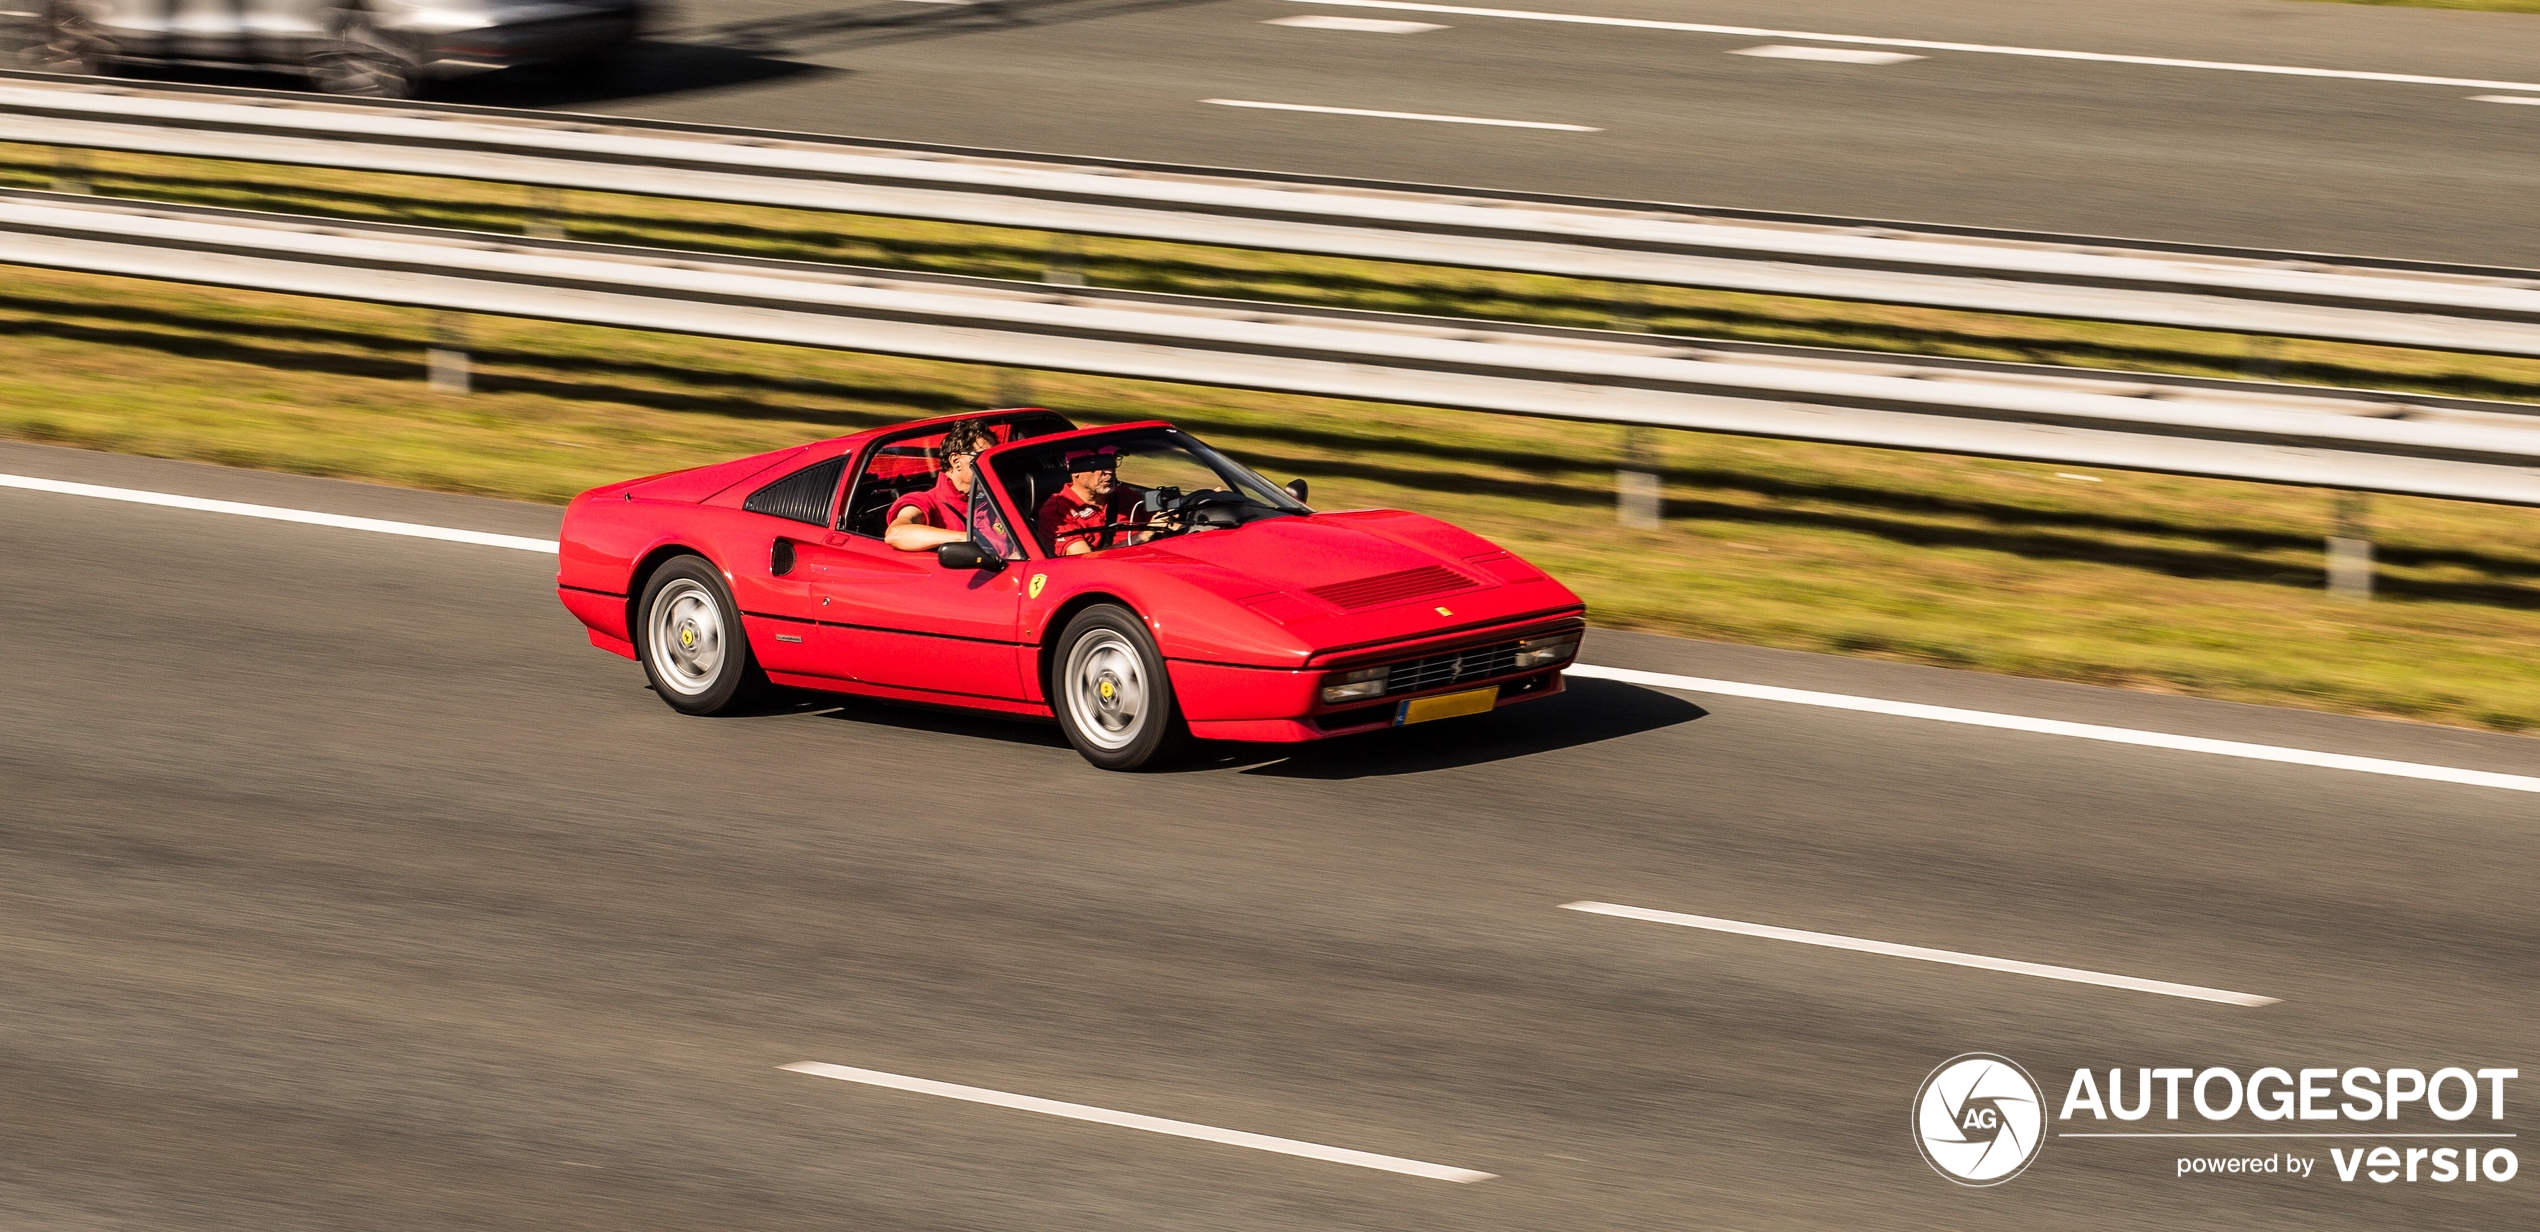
[555,409,1586,769]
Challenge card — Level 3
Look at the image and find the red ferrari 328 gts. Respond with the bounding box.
[555,409,1587,769]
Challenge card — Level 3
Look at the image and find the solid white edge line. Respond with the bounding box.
[1203,98,1599,130]
[778,1062,1496,1182]
[1562,902,2279,1007]
[1285,0,2540,93]
[10,472,2526,796]
[1563,664,2540,795]
[1265,14,1444,31]
[1732,45,1923,65]
[0,473,560,553]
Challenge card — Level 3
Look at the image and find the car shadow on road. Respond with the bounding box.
[1202,679,1707,780]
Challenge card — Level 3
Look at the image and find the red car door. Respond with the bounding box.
[797,534,1025,701]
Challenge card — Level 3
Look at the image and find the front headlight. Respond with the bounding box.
[1319,666,1390,704]
[1513,632,1581,669]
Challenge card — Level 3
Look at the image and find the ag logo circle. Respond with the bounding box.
[1913,1053,2044,1186]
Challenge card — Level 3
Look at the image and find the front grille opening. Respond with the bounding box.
[1381,639,1522,695]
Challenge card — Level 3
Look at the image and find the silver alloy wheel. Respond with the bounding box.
[645,577,726,697]
[1063,628,1147,752]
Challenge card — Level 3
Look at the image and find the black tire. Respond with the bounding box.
[1050,604,1188,771]
[306,8,418,98]
[634,555,763,716]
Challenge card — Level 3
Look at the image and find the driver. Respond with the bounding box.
[882,419,994,551]
[1037,447,1153,556]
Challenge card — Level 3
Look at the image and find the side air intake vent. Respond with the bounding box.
[744,457,848,527]
[1307,564,1477,611]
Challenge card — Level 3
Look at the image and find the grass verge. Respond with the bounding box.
[6,265,2538,734]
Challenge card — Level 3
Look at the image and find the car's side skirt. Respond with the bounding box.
[762,672,1055,719]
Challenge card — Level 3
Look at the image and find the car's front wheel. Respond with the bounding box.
[306,8,418,98]
[23,2,109,75]
[1052,604,1187,771]
[635,555,761,715]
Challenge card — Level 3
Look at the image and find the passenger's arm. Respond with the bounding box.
[883,505,967,552]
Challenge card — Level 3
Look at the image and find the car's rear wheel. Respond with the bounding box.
[635,555,761,715]
[1053,604,1187,771]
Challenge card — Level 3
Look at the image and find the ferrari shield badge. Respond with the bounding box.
[1028,573,1048,599]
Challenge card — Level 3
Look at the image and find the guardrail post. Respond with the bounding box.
[1617,425,1662,529]
[994,368,1033,408]
[426,311,470,395]
[2327,490,2373,600]
[1044,235,1085,287]
[53,146,92,195]
[524,184,565,240]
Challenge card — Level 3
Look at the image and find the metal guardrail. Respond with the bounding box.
[6,188,2536,507]
[5,71,2540,359]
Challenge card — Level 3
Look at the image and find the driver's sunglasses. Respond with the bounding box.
[945,451,979,472]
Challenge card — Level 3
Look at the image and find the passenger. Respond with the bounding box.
[1037,448,1152,556]
[883,420,995,551]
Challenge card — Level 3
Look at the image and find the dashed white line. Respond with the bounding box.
[779,1062,1496,1182]
[0,473,560,553]
[1562,664,2540,795]
[1266,14,1444,32]
[1203,98,1598,130]
[1282,0,2540,94]
[1733,44,1921,65]
[2472,94,2540,106]
[1562,902,2280,1007]
[8,472,2530,796]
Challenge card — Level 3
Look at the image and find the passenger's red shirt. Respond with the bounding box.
[1037,484,1147,553]
[885,474,969,534]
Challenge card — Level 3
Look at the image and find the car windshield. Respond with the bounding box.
[989,426,1309,555]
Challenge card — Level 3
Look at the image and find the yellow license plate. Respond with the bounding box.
[1394,686,1499,726]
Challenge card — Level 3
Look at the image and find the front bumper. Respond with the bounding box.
[1167,613,1585,743]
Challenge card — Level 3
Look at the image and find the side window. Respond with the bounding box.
[742,456,847,526]
[970,473,1023,560]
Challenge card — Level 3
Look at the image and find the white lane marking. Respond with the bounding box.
[1733,44,1921,65]
[2054,472,2103,482]
[1285,0,2540,94]
[1563,664,2540,795]
[1202,98,1599,130]
[1563,902,2279,1007]
[8,475,2530,795]
[2473,94,2540,105]
[779,1062,1495,1182]
[1266,14,1444,32]
[0,473,560,553]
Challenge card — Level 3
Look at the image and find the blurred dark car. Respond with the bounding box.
[13,0,646,97]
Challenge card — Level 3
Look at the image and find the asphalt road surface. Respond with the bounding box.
[2,440,2534,1230]
[408,0,2540,265]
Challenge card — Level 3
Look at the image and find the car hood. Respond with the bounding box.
[1133,511,1580,654]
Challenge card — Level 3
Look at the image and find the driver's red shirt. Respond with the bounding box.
[1038,484,1147,553]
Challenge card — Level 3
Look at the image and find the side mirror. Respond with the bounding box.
[1285,478,1309,503]
[936,541,1006,572]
